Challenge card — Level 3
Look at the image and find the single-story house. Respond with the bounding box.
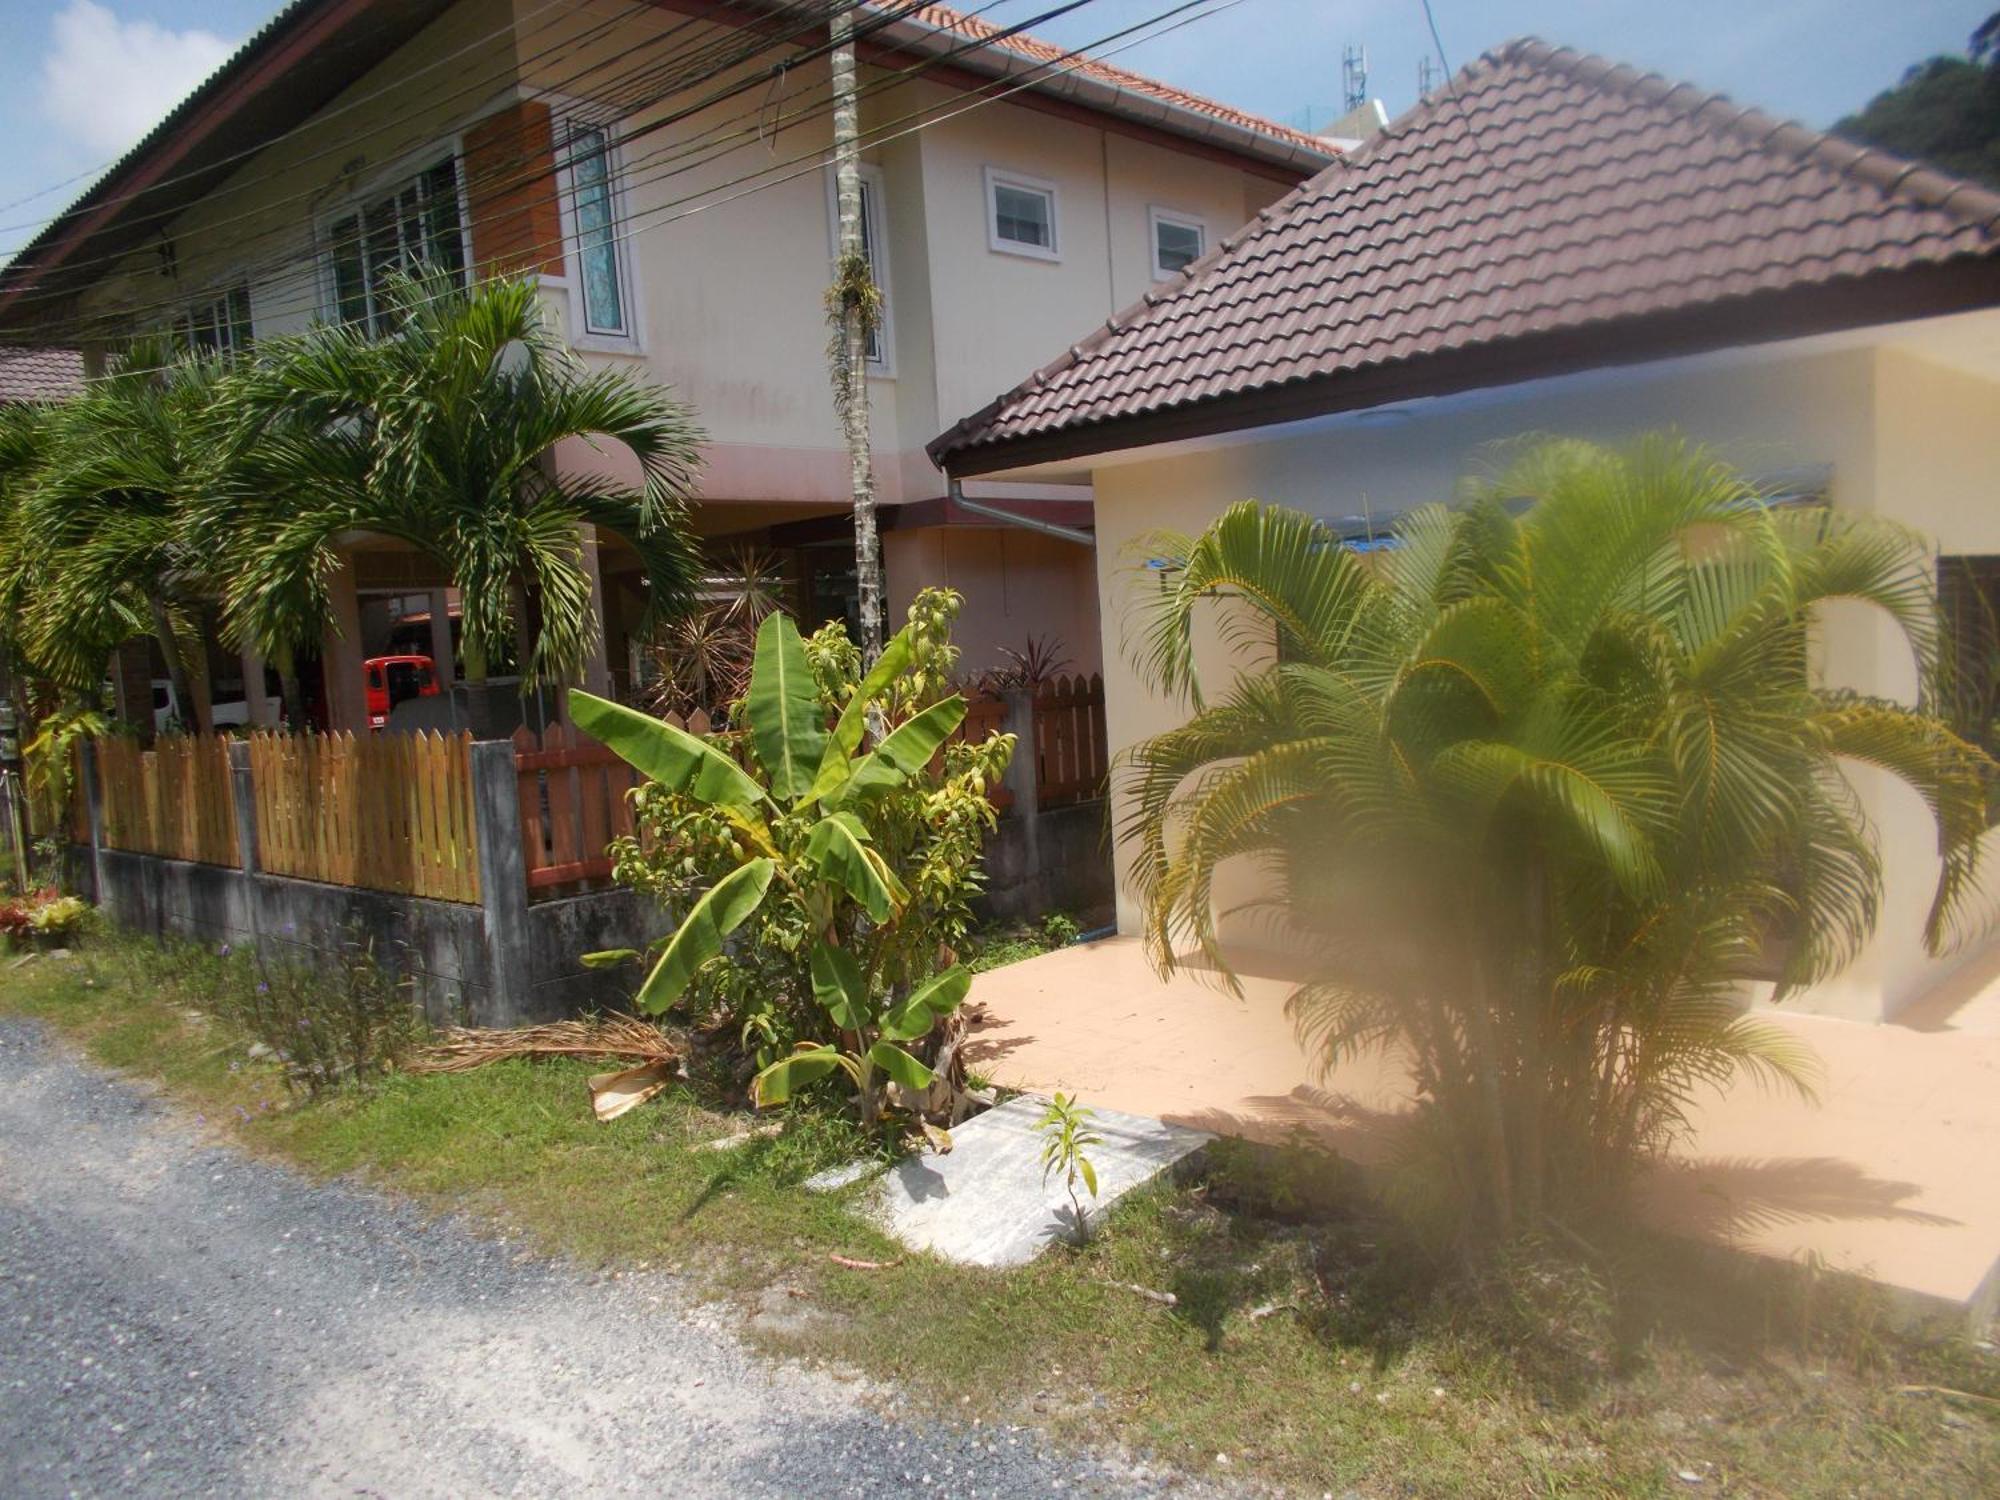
[931,38,2000,1024]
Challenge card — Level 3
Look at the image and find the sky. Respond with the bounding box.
[0,0,1989,262]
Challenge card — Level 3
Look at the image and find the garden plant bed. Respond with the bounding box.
[2,932,1995,1499]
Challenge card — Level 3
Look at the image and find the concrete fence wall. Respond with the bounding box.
[71,697,1114,1022]
[74,737,661,1027]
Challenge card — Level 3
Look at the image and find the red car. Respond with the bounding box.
[364,654,440,729]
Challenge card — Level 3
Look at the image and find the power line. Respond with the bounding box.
[0,0,635,239]
[6,0,1256,353]
[95,0,1248,352]
[0,0,1083,338]
[0,0,852,286]
[0,0,958,320]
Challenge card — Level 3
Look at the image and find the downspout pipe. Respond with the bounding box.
[947,479,1094,547]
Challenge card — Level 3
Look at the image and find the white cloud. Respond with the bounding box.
[39,0,237,159]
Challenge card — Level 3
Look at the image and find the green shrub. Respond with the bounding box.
[156,932,424,1095]
[583,588,1013,1126]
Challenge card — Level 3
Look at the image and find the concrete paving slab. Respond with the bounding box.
[858,1096,1210,1268]
[968,937,2000,1327]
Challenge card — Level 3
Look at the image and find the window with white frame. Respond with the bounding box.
[326,155,467,335]
[824,162,893,370]
[564,123,630,338]
[984,167,1058,259]
[1149,206,1205,279]
[174,283,253,357]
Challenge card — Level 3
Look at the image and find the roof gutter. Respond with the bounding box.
[948,481,1094,545]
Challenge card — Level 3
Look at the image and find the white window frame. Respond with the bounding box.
[983,166,1060,262]
[314,137,474,333]
[553,115,645,355]
[168,280,254,358]
[1148,205,1206,281]
[822,160,895,376]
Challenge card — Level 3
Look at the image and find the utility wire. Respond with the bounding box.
[0,0,709,241]
[0,0,957,315]
[0,0,1080,336]
[22,0,1245,350]
[0,0,850,274]
[5,0,1258,353]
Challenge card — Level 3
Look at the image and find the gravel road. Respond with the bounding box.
[0,1017,1206,1498]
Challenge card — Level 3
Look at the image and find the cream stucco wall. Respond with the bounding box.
[883,525,1103,679]
[513,0,1292,513]
[1081,327,2000,1022]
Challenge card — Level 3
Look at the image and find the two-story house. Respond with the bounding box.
[0,0,1333,732]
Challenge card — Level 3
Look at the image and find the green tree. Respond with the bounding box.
[213,272,704,715]
[1835,14,2000,187]
[13,345,229,731]
[1122,436,1993,1249]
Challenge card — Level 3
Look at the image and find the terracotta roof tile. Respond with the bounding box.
[0,347,83,404]
[900,3,1330,155]
[933,38,2000,469]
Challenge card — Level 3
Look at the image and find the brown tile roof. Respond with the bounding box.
[897,3,1331,155]
[932,37,2000,473]
[0,347,84,404]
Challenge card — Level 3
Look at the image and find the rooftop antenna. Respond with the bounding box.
[1342,44,1368,113]
[1418,56,1441,100]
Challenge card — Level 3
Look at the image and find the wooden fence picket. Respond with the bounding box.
[225,729,479,903]
[90,734,238,867]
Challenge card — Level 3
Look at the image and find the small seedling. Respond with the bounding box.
[1037,1092,1103,1243]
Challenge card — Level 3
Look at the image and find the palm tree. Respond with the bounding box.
[214,272,704,723]
[1123,436,1994,1247]
[14,345,229,732]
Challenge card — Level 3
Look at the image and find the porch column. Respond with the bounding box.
[323,551,368,734]
[239,643,278,728]
[427,588,456,689]
[578,523,613,699]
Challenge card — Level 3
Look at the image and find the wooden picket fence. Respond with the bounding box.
[95,734,239,867]
[512,723,633,894]
[247,730,479,902]
[1031,673,1108,807]
[953,675,1107,810]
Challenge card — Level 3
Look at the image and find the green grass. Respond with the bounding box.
[5,933,1997,1498]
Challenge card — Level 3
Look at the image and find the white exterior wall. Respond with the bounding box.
[1081,328,2000,1022]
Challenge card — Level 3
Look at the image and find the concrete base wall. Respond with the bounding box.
[980,799,1114,925]
[82,845,658,1027]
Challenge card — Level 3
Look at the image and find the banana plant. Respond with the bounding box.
[572,608,976,1125]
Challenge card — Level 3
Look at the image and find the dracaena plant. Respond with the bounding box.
[575,589,1013,1127]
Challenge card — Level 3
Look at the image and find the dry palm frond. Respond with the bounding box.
[407,1014,683,1074]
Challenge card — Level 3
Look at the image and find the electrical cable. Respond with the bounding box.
[0,0,949,313]
[0,0,1063,333]
[3,0,1263,353]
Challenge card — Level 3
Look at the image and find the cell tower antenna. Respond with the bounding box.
[1342,44,1368,112]
[1418,56,1441,100]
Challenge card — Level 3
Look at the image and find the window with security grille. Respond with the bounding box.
[328,157,467,335]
